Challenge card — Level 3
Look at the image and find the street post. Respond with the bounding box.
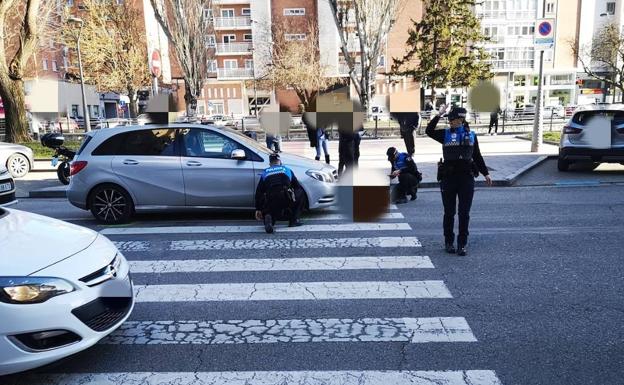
[531,14,555,152]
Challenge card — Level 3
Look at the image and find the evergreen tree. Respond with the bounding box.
[392,0,492,104]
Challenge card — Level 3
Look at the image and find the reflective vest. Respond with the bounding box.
[394,152,411,170]
[260,165,293,183]
[443,125,475,161]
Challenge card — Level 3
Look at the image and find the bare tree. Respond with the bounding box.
[327,0,404,113]
[572,23,624,103]
[0,0,55,142]
[266,21,339,112]
[149,0,213,117]
[61,0,150,118]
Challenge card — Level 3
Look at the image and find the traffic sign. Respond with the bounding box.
[150,49,161,77]
[534,19,555,49]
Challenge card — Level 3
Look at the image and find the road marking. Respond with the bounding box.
[105,317,476,344]
[101,223,411,235]
[306,212,405,220]
[135,280,452,302]
[166,237,422,251]
[129,256,434,273]
[8,371,503,385]
[328,204,398,211]
[112,241,150,252]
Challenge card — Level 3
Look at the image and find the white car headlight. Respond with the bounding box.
[306,170,334,183]
[0,277,75,304]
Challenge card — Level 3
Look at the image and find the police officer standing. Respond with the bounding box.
[255,154,305,233]
[386,147,422,204]
[426,106,492,256]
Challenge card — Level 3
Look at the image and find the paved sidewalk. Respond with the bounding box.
[18,134,558,198]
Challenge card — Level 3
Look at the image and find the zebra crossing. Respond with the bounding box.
[6,207,503,385]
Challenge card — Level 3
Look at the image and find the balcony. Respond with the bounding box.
[217,67,254,79]
[213,16,252,30]
[489,60,535,71]
[338,63,362,76]
[216,42,253,55]
[213,0,250,4]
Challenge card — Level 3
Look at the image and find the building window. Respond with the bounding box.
[223,34,236,43]
[221,9,234,18]
[546,1,555,14]
[607,2,616,15]
[207,35,216,47]
[283,8,305,16]
[92,105,99,117]
[223,59,238,69]
[378,55,385,67]
[232,88,237,98]
[52,60,58,72]
[241,8,251,16]
[284,33,306,41]
[198,105,205,115]
[244,59,253,69]
[71,104,79,117]
[203,7,213,19]
[219,88,224,98]
[243,34,252,41]
[66,0,73,6]
[208,88,212,98]
[42,59,48,71]
[208,60,217,72]
[213,103,224,114]
[226,88,231,98]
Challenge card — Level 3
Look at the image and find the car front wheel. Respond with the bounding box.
[557,157,570,172]
[6,153,30,178]
[89,184,134,224]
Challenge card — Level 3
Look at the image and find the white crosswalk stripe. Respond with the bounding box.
[101,222,411,235]
[6,370,503,385]
[134,280,453,302]
[129,255,434,273]
[113,236,422,252]
[106,317,477,344]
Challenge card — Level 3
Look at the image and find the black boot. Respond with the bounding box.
[315,156,320,161]
[457,245,467,256]
[325,155,330,164]
[410,188,417,201]
[264,214,274,234]
[445,243,456,254]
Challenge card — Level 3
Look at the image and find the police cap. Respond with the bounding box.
[269,153,280,163]
[448,107,467,121]
[386,147,397,160]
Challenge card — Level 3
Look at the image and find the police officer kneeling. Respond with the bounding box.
[426,106,492,256]
[386,147,422,204]
[255,153,305,233]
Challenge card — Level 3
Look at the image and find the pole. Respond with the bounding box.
[76,34,91,132]
[531,0,547,153]
[152,75,159,96]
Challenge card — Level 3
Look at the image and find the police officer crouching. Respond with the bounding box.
[255,153,305,233]
[386,147,422,204]
[426,106,492,256]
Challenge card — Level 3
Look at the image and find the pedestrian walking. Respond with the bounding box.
[426,105,493,256]
[386,147,422,204]
[314,126,330,164]
[265,133,282,153]
[337,128,355,177]
[488,106,501,135]
[392,112,420,155]
[255,153,305,234]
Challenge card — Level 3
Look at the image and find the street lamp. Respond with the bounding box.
[67,16,91,132]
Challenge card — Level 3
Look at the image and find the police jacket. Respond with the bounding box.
[425,114,489,176]
[254,165,301,210]
[390,152,419,175]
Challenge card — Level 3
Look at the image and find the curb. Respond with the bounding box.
[503,155,551,186]
[29,187,67,199]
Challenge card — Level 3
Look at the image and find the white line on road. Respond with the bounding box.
[105,317,476,344]
[129,256,434,273]
[166,236,422,251]
[328,204,398,211]
[306,212,404,220]
[7,371,503,385]
[101,223,411,235]
[134,280,452,302]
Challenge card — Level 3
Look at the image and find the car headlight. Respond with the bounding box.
[306,170,334,183]
[0,277,75,304]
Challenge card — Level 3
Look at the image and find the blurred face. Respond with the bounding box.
[449,118,463,129]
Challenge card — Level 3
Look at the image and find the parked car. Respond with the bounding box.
[47,118,79,133]
[0,166,16,206]
[0,208,134,375]
[543,105,565,119]
[94,118,132,129]
[67,124,337,223]
[558,104,624,171]
[0,142,34,178]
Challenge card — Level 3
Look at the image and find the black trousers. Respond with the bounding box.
[395,172,419,199]
[440,173,475,246]
[338,139,354,176]
[262,187,305,223]
[488,118,498,133]
[402,129,415,155]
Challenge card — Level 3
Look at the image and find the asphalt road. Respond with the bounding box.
[3,168,624,385]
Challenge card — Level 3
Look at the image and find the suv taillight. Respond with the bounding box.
[70,161,88,176]
[563,125,582,134]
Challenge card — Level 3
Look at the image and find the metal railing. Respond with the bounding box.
[216,42,252,54]
[213,16,251,29]
[217,68,254,79]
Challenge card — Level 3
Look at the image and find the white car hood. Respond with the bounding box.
[0,208,98,276]
[277,153,335,173]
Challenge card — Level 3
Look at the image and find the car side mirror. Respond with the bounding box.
[231,149,246,160]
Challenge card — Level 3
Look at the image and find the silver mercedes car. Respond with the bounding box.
[0,142,34,178]
[67,124,337,223]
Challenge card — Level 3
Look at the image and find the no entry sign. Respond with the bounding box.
[534,19,555,49]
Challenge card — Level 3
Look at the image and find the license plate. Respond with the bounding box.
[0,182,11,193]
[51,157,59,167]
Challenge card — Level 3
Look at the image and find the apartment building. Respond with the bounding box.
[476,0,580,110]
[577,0,622,104]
